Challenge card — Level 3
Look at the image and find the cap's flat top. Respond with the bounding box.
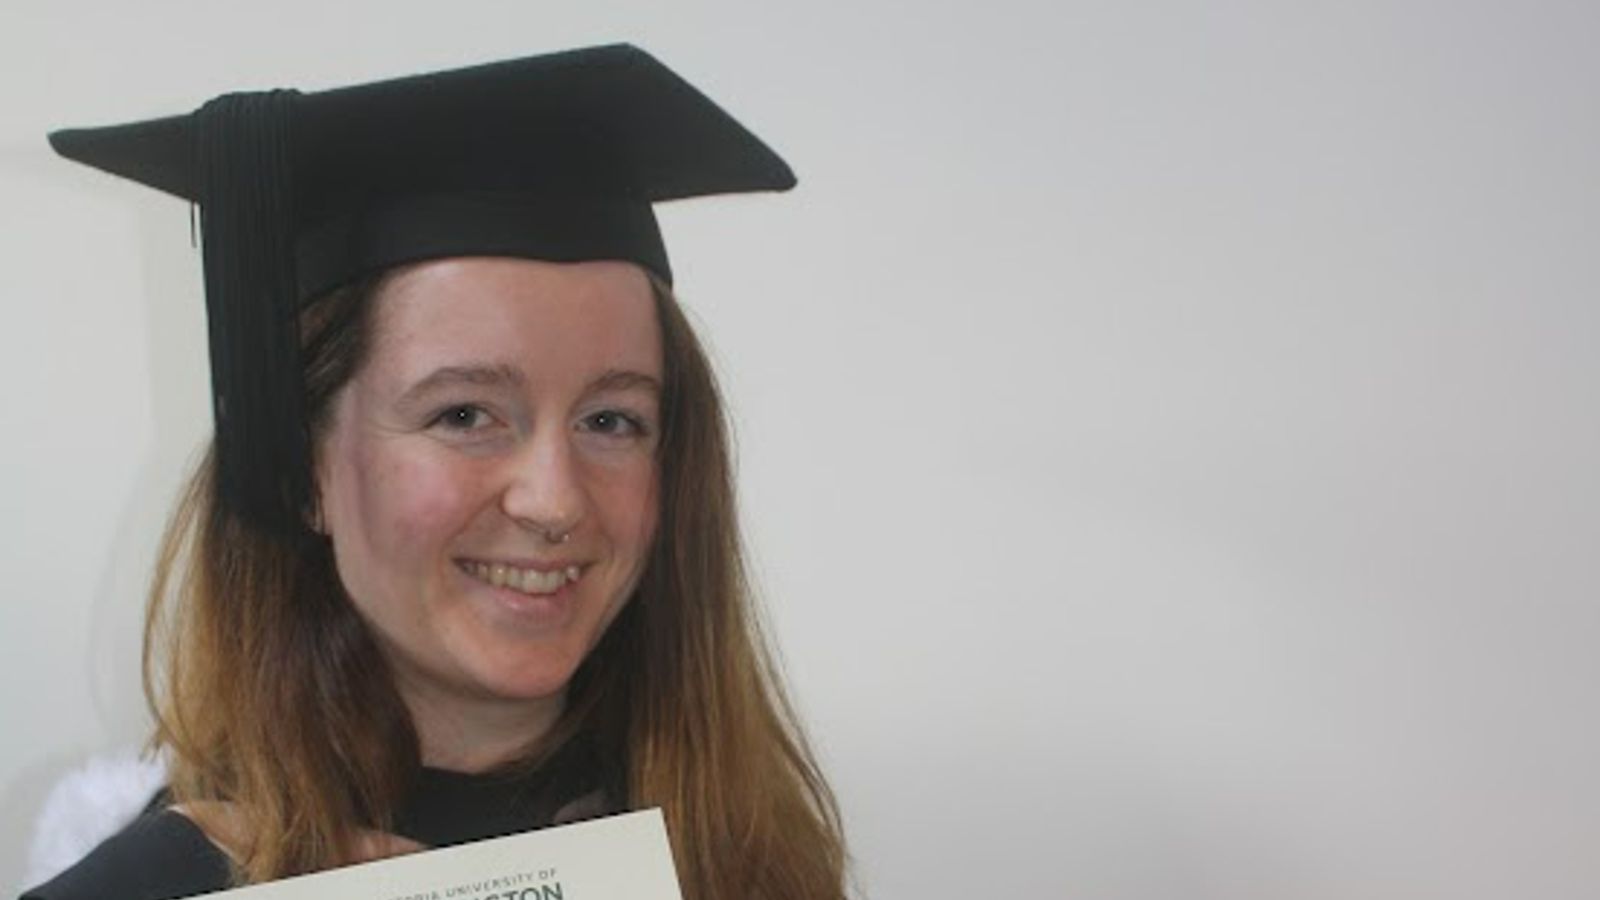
[49,43,795,220]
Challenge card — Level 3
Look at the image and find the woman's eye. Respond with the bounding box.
[430,404,493,431]
[580,409,648,438]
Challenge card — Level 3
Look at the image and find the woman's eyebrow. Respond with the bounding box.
[587,368,662,396]
[395,365,659,405]
[397,364,526,405]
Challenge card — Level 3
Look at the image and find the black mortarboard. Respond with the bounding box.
[48,44,795,536]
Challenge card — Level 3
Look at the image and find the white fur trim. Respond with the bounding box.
[22,750,169,891]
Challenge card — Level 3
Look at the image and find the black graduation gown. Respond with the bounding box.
[20,743,620,900]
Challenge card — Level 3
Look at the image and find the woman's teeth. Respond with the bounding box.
[462,561,582,595]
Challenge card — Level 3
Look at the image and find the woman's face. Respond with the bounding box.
[316,257,661,732]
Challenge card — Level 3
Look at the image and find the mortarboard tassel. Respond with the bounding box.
[193,90,309,536]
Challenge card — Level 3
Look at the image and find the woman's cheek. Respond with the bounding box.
[611,465,660,541]
[372,451,483,555]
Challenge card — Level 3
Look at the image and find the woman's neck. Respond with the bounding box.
[393,672,567,773]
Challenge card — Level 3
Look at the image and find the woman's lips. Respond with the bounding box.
[457,559,583,595]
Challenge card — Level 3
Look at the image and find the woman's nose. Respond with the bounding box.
[500,428,586,542]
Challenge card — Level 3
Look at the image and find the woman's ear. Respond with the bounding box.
[304,483,327,535]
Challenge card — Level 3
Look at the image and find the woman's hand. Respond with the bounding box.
[349,828,427,862]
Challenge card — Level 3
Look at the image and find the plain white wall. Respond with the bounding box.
[4,1,1598,897]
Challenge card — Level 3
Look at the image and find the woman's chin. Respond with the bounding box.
[455,648,583,706]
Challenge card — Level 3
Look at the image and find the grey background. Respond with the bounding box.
[3,1,1597,897]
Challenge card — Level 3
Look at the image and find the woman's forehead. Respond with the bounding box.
[363,258,663,387]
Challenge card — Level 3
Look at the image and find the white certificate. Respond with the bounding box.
[207,809,681,900]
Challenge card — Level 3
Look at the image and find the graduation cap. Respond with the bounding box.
[48,43,795,536]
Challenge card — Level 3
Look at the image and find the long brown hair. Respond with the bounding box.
[144,269,847,899]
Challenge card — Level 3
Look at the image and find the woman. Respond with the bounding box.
[27,44,845,900]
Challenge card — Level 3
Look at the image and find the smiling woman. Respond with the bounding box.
[316,260,664,772]
[27,45,845,900]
